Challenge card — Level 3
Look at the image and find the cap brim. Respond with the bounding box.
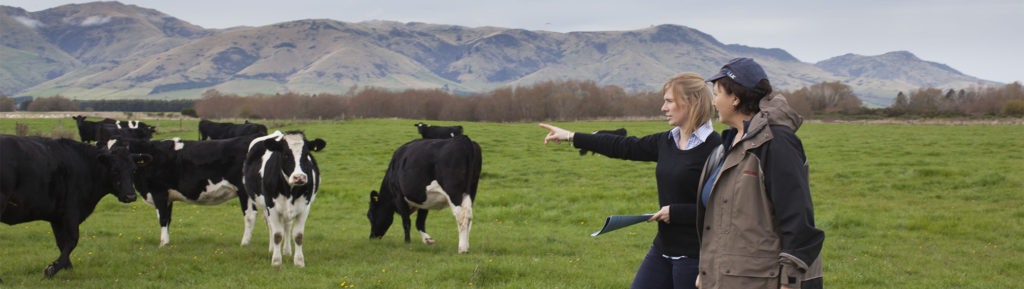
[705,71,726,83]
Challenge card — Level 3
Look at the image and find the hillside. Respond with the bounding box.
[1,2,1000,106]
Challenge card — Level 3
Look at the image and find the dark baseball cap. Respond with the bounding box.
[706,57,768,90]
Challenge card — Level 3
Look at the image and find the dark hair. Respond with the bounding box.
[713,76,773,115]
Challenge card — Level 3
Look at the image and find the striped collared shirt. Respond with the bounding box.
[670,120,714,151]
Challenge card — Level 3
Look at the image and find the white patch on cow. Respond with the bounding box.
[404,180,472,253]
[406,180,451,210]
[260,150,273,179]
[160,226,170,247]
[241,199,258,246]
[142,193,155,207]
[283,134,307,186]
[128,120,139,129]
[171,137,184,151]
[249,130,283,151]
[419,230,436,244]
[165,180,237,205]
[115,120,122,129]
[105,139,118,149]
[451,194,473,254]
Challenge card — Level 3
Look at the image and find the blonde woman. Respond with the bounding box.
[540,72,719,289]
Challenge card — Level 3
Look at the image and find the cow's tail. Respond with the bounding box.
[463,136,481,202]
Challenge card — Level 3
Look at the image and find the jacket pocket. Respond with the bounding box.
[717,255,779,289]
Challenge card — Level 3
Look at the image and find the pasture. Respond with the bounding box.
[1,117,1022,288]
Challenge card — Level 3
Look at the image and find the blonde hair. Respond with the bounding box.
[663,72,714,137]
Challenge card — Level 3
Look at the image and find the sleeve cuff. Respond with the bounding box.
[779,253,808,287]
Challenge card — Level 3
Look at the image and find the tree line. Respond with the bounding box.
[4,80,1022,120]
[0,95,195,113]
[193,80,662,122]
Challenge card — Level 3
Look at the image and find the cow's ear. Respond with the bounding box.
[264,139,283,152]
[371,191,380,203]
[307,138,326,152]
[132,153,153,166]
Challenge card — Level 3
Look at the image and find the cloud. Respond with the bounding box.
[13,15,45,29]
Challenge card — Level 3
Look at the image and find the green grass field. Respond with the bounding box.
[0,118,1021,288]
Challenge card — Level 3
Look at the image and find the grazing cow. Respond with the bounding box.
[95,119,156,145]
[199,119,268,140]
[243,131,326,267]
[578,128,628,155]
[414,122,464,139]
[368,135,481,253]
[0,136,148,279]
[122,135,259,247]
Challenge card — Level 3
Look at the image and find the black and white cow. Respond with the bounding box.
[243,131,325,267]
[0,136,147,279]
[122,135,259,247]
[199,119,268,140]
[578,128,627,155]
[95,118,156,145]
[368,135,481,253]
[414,122,464,139]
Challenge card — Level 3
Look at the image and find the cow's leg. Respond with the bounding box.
[401,213,412,243]
[291,206,310,267]
[449,194,473,254]
[266,208,284,267]
[282,213,293,257]
[45,221,78,278]
[157,200,174,247]
[416,209,435,245]
[241,200,258,246]
[149,192,173,247]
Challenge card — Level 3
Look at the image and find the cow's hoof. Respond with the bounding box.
[44,265,58,278]
[422,238,436,245]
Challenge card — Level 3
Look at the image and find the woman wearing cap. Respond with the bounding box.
[695,58,824,289]
[539,72,720,289]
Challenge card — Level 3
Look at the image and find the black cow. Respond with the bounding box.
[199,119,268,140]
[122,135,259,247]
[0,136,148,280]
[368,135,481,254]
[414,122,463,139]
[578,128,627,155]
[243,131,325,267]
[71,115,101,143]
[95,119,156,145]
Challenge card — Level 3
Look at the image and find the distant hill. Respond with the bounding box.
[1,1,1000,107]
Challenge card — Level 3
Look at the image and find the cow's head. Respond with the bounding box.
[367,190,394,239]
[72,115,86,123]
[98,142,150,203]
[263,131,326,187]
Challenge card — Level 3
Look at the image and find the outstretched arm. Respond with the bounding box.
[539,123,575,145]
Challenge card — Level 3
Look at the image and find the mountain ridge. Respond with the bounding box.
[1,1,999,106]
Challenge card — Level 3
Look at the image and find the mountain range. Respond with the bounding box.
[0,1,999,107]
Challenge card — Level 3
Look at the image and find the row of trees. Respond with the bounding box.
[0,95,195,113]
[6,80,1024,120]
[890,82,1024,116]
[195,80,663,122]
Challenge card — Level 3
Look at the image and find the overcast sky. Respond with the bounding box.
[6,0,1022,84]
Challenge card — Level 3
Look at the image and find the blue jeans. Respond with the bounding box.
[630,246,699,289]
